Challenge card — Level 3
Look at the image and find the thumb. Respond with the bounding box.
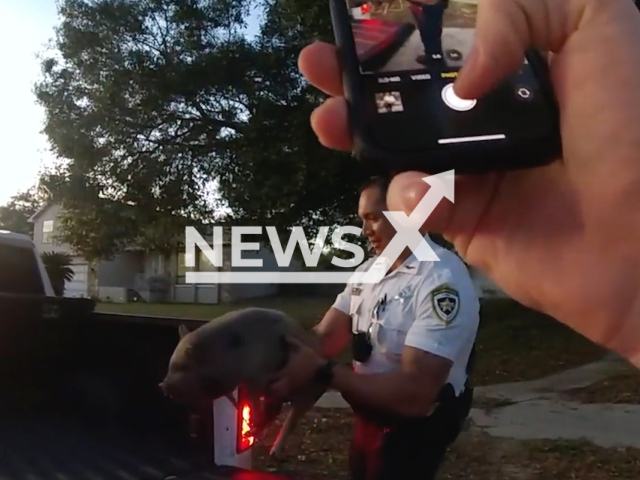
[452,0,581,100]
[387,171,499,259]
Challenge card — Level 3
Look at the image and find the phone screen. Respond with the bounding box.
[346,0,557,152]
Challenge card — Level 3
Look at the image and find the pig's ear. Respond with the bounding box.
[178,324,189,339]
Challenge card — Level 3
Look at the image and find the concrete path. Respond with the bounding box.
[314,353,640,448]
[474,352,633,403]
[470,398,640,448]
[315,390,350,409]
[469,353,640,448]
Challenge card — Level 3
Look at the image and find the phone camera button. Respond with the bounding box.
[516,86,533,100]
[441,83,477,112]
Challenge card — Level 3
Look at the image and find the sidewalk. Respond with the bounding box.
[314,355,640,448]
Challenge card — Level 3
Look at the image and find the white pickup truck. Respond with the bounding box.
[0,230,292,480]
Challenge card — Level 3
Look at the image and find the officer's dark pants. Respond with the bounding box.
[348,385,473,480]
[417,2,446,65]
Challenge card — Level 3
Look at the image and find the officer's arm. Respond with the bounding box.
[330,281,473,417]
[312,286,352,360]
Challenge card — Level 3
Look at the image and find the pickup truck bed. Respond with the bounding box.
[0,410,295,480]
[0,410,205,480]
[0,294,293,480]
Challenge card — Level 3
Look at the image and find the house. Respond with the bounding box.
[28,201,300,304]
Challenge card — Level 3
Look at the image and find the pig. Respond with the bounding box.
[159,307,327,456]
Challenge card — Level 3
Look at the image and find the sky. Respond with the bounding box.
[0,0,262,206]
[0,0,59,205]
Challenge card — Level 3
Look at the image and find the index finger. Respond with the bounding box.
[298,41,344,97]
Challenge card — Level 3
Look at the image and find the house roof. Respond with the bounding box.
[27,200,56,223]
[26,199,239,249]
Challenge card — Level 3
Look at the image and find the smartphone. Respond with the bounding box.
[329,0,563,175]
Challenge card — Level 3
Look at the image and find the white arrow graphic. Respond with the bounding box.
[358,170,455,284]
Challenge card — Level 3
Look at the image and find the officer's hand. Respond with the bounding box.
[267,337,326,400]
[298,0,640,367]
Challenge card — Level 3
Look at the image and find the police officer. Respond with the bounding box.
[414,0,449,69]
[269,175,479,480]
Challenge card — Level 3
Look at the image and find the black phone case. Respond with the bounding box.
[329,0,563,176]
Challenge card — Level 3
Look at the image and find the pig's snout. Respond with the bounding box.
[159,380,175,400]
[158,380,169,395]
[159,375,183,398]
[158,373,201,406]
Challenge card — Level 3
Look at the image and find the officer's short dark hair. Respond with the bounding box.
[359,175,391,199]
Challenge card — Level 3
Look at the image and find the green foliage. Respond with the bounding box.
[41,251,75,296]
[0,185,49,235]
[34,0,369,263]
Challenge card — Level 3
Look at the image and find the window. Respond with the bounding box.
[176,252,194,285]
[0,244,45,295]
[151,254,166,275]
[42,220,54,244]
[176,250,217,284]
[198,251,217,272]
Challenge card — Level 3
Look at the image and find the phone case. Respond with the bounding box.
[329,0,563,176]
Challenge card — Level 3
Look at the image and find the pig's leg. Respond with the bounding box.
[260,395,284,429]
[248,394,284,439]
[269,382,327,456]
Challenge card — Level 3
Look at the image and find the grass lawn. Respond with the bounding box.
[252,406,640,480]
[97,296,607,386]
[471,299,606,386]
[96,296,331,327]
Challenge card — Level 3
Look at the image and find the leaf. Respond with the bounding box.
[35,0,371,258]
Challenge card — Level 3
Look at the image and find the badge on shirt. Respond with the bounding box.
[351,287,362,296]
[392,286,413,304]
[431,285,460,324]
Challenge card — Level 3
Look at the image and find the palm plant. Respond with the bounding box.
[41,251,75,296]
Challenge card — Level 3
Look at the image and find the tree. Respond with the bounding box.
[0,185,49,235]
[227,0,368,233]
[34,0,368,252]
[39,151,198,299]
[41,251,75,296]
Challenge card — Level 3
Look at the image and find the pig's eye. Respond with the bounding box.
[184,345,202,364]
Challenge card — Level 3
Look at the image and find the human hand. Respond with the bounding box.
[267,337,326,400]
[298,0,640,366]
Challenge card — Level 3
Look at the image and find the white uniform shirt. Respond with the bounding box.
[332,235,479,395]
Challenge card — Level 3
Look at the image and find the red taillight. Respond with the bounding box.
[361,3,371,14]
[236,386,255,453]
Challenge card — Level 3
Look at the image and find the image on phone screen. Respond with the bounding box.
[346,0,557,152]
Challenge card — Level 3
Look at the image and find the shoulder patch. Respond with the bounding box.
[430,284,460,324]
